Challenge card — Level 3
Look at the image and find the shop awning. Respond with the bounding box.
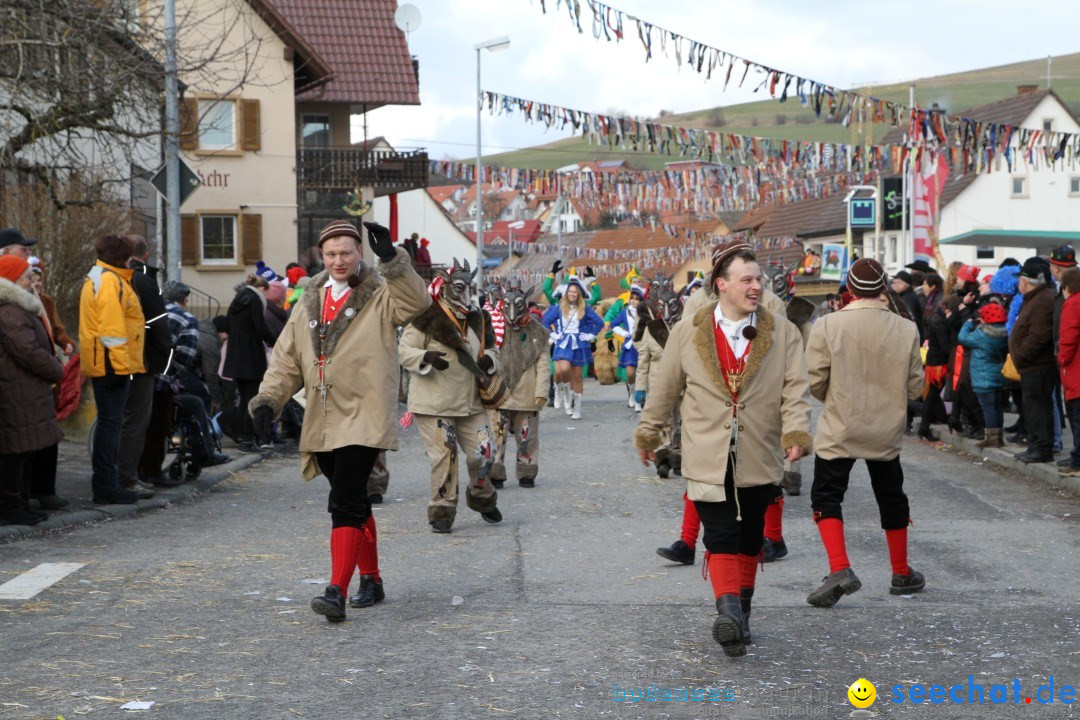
[939,229,1080,251]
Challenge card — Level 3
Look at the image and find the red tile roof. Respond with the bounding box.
[269,0,420,107]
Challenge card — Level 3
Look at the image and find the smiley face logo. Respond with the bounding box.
[848,678,876,708]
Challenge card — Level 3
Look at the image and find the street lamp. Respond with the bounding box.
[475,35,510,290]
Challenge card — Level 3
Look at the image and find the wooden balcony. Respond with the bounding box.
[297,147,429,197]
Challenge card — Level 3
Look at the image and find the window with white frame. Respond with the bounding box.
[301,114,331,148]
[1011,176,1028,198]
[201,215,238,264]
[198,100,237,151]
[977,245,995,260]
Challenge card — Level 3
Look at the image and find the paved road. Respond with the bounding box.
[1,383,1078,719]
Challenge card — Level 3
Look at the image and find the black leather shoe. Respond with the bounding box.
[918,429,940,442]
[431,519,453,533]
[349,575,385,608]
[739,588,754,645]
[1058,457,1076,467]
[480,507,502,524]
[310,585,346,622]
[31,495,69,510]
[807,567,861,608]
[92,488,139,505]
[491,479,505,489]
[890,568,926,595]
[1014,450,1052,464]
[518,477,536,488]
[368,493,383,505]
[656,539,695,565]
[1006,432,1029,445]
[712,594,746,657]
[1,508,43,526]
[763,538,788,563]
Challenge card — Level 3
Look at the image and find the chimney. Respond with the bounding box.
[1017,84,1038,96]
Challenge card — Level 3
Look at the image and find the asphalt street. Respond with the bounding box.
[1,382,1078,719]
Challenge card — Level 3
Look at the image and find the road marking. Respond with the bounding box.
[0,563,85,600]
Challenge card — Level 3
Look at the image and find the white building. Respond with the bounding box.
[371,187,476,267]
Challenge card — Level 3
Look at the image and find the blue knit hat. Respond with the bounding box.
[255,260,279,283]
[989,264,1020,296]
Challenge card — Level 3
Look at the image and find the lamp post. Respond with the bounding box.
[475,35,510,290]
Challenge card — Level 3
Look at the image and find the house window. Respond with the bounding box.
[200,215,237,265]
[301,114,331,148]
[976,245,995,260]
[198,100,237,151]
[1011,176,1028,198]
[1070,177,1080,197]
[1043,118,1054,132]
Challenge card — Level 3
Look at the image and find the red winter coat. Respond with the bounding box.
[1058,292,1080,402]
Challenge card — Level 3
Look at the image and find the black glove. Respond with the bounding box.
[423,350,450,371]
[550,260,563,275]
[585,266,595,278]
[252,405,274,446]
[590,340,597,353]
[607,339,616,353]
[477,354,494,372]
[362,221,397,262]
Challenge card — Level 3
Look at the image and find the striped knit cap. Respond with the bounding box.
[318,220,362,248]
[847,258,887,298]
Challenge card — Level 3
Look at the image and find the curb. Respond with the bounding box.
[0,453,266,542]
[948,435,1080,496]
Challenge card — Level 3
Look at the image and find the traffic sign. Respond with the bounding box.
[150,159,202,206]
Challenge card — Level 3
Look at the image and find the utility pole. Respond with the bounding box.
[164,0,181,282]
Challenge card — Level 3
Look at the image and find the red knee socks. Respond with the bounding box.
[764,496,784,542]
[816,517,850,573]
[680,493,701,547]
[357,516,381,583]
[705,552,740,598]
[885,527,909,576]
[738,553,758,590]
[330,526,362,594]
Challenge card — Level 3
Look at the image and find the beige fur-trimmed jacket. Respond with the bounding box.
[634,302,813,502]
[249,248,430,480]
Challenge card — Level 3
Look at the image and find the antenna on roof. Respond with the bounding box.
[395,4,422,39]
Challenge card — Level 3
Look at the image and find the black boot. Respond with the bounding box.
[739,588,754,645]
[349,575,385,608]
[712,594,746,658]
[763,538,788,563]
[655,539,695,565]
[310,585,346,622]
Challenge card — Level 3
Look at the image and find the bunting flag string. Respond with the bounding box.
[429,156,863,216]
[483,89,1080,177]
[527,0,1080,171]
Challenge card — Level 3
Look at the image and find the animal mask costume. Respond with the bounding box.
[502,285,536,327]
[435,259,476,317]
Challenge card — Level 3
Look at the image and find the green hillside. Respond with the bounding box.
[484,52,1080,171]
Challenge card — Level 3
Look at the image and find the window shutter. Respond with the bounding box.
[241,99,261,151]
[180,97,199,151]
[181,214,198,265]
[242,214,262,265]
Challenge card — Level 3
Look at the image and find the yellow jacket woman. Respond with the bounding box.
[79,251,145,377]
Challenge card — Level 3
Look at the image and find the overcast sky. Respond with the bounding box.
[355,0,1080,162]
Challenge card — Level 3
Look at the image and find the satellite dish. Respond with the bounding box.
[395,4,421,35]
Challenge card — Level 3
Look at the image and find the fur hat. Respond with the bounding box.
[847,258,887,298]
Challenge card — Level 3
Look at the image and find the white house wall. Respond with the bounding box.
[372,189,477,266]
[937,93,1080,268]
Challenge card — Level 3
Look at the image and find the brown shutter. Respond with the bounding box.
[242,214,262,265]
[240,99,261,151]
[180,214,198,265]
[180,97,199,151]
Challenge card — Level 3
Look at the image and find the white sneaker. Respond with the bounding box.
[634,402,642,413]
[572,393,582,420]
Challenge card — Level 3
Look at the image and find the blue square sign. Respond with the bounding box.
[850,198,876,227]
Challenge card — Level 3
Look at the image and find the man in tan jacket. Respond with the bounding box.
[804,258,926,609]
[491,286,550,489]
[635,241,812,658]
[250,220,430,623]
[399,260,503,533]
